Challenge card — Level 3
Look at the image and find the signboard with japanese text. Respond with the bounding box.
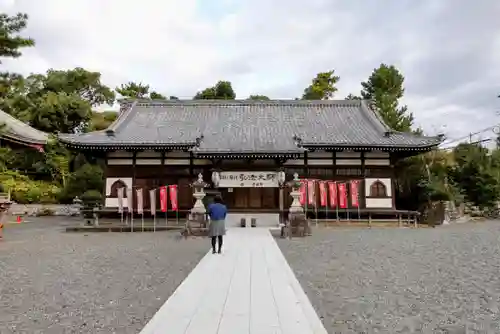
[218,171,279,187]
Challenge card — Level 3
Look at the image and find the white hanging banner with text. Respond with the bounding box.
[218,171,279,187]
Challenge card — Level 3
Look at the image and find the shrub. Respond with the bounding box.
[0,170,61,204]
[81,189,103,206]
[59,164,104,203]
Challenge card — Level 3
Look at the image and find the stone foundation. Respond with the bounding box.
[8,204,81,217]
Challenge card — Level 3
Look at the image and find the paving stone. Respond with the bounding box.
[0,217,209,334]
[275,222,500,333]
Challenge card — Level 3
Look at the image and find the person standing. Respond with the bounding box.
[207,195,227,254]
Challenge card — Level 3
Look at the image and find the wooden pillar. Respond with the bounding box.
[304,151,309,178]
[132,151,137,212]
[189,151,194,177]
[332,151,337,179]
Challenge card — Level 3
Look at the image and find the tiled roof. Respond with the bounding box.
[59,99,442,152]
[0,109,48,145]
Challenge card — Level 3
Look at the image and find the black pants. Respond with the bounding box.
[211,236,223,252]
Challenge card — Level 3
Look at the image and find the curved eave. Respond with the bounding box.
[193,152,303,159]
[302,143,439,152]
[59,141,196,151]
[2,133,47,146]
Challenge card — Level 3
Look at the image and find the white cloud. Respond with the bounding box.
[1,0,499,142]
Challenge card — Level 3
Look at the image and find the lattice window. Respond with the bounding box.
[369,181,387,197]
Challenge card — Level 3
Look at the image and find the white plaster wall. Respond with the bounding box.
[283,159,304,165]
[365,198,393,208]
[105,177,132,208]
[105,197,129,208]
[105,177,132,195]
[165,159,190,165]
[365,178,392,197]
[336,159,362,165]
[308,159,334,165]
[364,159,390,166]
[136,159,162,165]
[107,159,133,165]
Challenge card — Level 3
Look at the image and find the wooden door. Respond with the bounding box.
[262,188,277,209]
[248,188,262,208]
[233,188,248,208]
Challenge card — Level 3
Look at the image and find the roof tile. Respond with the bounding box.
[59,100,441,151]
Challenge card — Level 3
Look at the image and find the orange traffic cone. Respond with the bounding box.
[16,216,21,224]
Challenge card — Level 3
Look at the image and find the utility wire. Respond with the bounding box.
[440,125,498,146]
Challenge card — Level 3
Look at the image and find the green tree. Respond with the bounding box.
[59,163,104,203]
[116,81,150,99]
[150,91,166,99]
[88,110,118,131]
[302,70,340,100]
[345,94,361,100]
[3,68,115,133]
[248,95,270,100]
[36,68,115,106]
[451,143,500,209]
[194,81,236,100]
[361,64,413,132]
[0,13,34,115]
[116,82,174,100]
[41,137,70,186]
[0,13,34,62]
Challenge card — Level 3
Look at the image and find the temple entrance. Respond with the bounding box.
[220,187,279,211]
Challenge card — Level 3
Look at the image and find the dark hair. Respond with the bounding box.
[214,195,223,204]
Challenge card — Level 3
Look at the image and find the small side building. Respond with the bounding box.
[0,109,48,151]
[59,99,441,217]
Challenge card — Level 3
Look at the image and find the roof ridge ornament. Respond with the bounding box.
[195,134,204,147]
[292,135,303,147]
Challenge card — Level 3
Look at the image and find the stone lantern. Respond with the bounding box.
[284,173,309,237]
[191,173,207,215]
[288,173,304,213]
[183,173,209,237]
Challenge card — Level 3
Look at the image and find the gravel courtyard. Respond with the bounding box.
[0,218,209,334]
[276,222,500,334]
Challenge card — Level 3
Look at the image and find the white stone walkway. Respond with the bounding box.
[140,228,327,334]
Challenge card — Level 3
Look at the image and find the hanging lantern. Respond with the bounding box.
[277,170,286,187]
[211,171,220,187]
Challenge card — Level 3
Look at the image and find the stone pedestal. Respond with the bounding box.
[184,174,209,237]
[289,189,302,213]
[284,173,310,238]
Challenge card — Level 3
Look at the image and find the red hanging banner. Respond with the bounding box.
[338,183,348,209]
[168,184,178,212]
[159,186,167,212]
[307,180,316,206]
[299,180,307,206]
[350,180,360,208]
[327,181,337,208]
[319,181,327,207]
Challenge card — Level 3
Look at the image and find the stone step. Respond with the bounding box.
[226,213,280,228]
